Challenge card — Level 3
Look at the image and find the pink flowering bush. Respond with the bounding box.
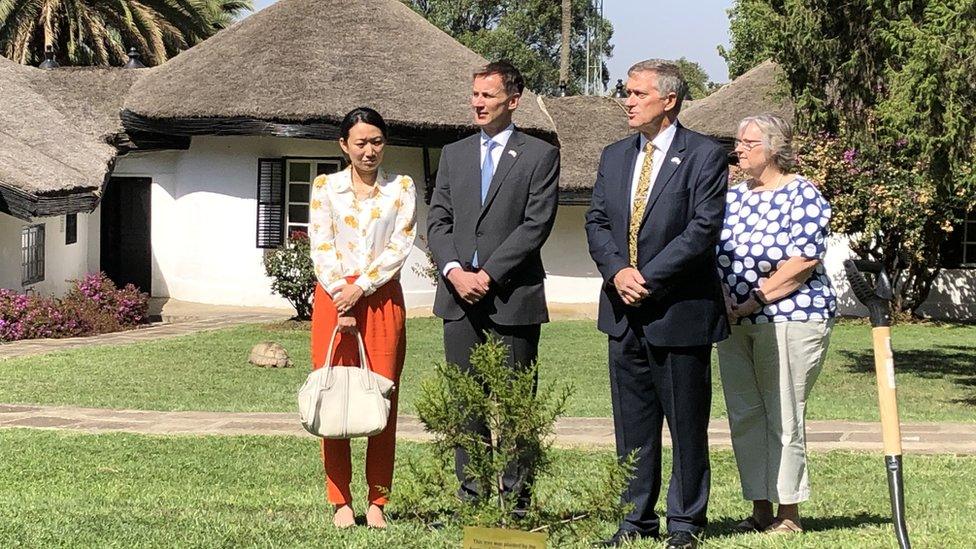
[0,273,149,342]
[64,273,149,327]
[0,291,78,340]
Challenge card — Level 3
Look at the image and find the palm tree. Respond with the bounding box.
[559,0,571,89]
[0,0,253,67]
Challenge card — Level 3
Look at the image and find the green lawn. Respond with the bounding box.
[0,429,972,548]
[1,319,974,421]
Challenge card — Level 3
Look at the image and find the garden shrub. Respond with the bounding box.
[63,273,149,328]
[0,291,74,340]
[263,231,316,320]
[0,273,149,342]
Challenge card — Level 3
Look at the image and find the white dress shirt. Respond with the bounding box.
[308,167,417,297]
[630,123,677,210]
[442,124,516,276]
[480,123,515,167]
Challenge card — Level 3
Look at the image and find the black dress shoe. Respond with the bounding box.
[665,530,699,549]
[593,529,656,547]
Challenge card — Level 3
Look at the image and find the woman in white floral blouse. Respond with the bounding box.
[308,107,416,530]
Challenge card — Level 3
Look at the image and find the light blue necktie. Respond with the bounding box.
[481,139,498,204]
[473,139,498,268]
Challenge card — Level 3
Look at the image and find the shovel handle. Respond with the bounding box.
[871,326,903,456]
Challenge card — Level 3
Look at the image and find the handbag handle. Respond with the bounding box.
[321,326,378,391]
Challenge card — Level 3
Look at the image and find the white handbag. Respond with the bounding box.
[298,327,395,439]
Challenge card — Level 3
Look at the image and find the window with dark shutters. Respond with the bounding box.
[65,213,78,245]
[256,158,286,248]
[941,209,976,268]
[284,158,343,238]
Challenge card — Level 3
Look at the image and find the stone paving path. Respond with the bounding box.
[2,404,973,454]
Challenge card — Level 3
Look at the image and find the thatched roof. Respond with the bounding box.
[679,60,792,140]
[0,57,141,219]
[541,95,633,196]
[31,67,141,142]
[122,0,557,145]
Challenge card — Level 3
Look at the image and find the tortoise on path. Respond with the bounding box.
[248,342,293,368]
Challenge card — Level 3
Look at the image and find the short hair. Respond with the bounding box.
[473,60,525,96]
[628,59,689,111]
[737,113,796,171]
[339,107,388,140]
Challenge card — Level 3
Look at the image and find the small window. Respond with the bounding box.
[941,210,976,269]
[285,159,342,237]
[22,224,45,285]
[65,213,78,245]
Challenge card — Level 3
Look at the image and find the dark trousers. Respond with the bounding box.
[443,312,541,504]
[609,324,712,535]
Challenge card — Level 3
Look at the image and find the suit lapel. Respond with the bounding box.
[479,130,525,220]
[457,134,483,222]
[639,124,687,228]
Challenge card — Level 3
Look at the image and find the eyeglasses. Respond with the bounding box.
[734,139,763,151]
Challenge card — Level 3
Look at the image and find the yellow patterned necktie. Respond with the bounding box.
[629,141,655,267]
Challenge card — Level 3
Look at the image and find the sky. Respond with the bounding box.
[251,0,735,84]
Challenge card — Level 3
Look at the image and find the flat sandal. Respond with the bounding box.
[734,516,769,533]
[765,518,803,534]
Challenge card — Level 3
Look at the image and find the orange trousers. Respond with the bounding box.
[310,278,406,506]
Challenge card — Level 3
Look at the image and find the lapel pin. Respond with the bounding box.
[670,156,682,165]
[508,149,518,158]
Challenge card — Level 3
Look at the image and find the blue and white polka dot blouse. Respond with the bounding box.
[716,176,837,325]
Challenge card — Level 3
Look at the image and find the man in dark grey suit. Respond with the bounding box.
[585,60,729,549]
[426,60,559,510]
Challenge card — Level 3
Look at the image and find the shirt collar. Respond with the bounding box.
[638,123,678,155]
[333,166,391,193]
[481,124,515,150]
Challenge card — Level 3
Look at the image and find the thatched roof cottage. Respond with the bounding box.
[1,1,970,318]
[679,60,792,145]
[1,0,559,305]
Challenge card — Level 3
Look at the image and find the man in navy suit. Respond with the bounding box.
[585,60,729,548]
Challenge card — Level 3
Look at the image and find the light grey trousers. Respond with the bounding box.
[717,319,833,504]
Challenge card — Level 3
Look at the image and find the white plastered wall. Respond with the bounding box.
[103,139,974,320]
[0,211,91,296]
[110,136,438,309]
[822,234,976,319]
[541,204,604,304]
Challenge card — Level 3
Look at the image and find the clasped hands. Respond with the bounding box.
[446,268,492,305]
[334,283,364,333]
[723,284,761,321]
[613,267,650,306]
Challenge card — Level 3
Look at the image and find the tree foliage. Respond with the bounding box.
[717,0,781,79]
[722,0,976,316]
[401,0,613,95]
[673,57,711,99]
[0,0,252,67]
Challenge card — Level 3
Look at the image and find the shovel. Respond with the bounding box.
[843,259,910,549]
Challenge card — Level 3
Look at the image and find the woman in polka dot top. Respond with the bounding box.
[715,114,836,537]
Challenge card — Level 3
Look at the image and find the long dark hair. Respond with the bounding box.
[339,107,388,140]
